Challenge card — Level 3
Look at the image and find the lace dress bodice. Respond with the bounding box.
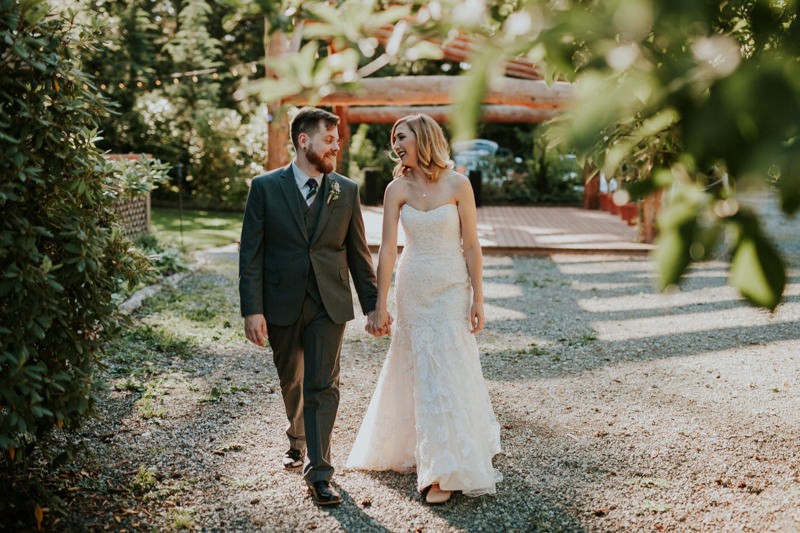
[395,203,471,328]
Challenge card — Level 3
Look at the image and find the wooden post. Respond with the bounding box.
[266,32,291,169]
[334,105,350,174]
[640,189,662,243]
[468,170,482,207]
[267,105,290,170]
[583,162,600,209]
[364,168,380,205]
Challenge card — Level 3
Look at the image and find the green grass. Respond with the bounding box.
[150,207,242,252]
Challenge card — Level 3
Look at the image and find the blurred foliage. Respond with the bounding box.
[347,120,582,205]
[347,123,395,200]
[235,0,799,310]
[467,129,584,205]
[0,0,152,523]
[75,0,269,209]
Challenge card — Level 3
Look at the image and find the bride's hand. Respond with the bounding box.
[380,311,393,336]
[469,302,484,334]
[367,309,391,336]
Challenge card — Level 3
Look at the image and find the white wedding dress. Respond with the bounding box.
[347,203,502,496]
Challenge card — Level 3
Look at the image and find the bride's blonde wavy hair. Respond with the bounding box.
[390,113,453,182]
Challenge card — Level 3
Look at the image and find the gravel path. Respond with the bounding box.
[43,230,800,532]
[23,192,795,531]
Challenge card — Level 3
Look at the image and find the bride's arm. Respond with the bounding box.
[456,174,485,334]
[371,181,402,333]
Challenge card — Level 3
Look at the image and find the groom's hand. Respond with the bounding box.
[244,314,268,347]
[366,309,392,336]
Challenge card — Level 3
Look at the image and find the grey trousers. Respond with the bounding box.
[267,295,345,483]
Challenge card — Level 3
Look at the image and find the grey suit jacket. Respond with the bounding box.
[238,165,378,325]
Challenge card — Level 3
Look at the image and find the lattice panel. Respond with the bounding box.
[105,154,153,239]
[113,193,150,239]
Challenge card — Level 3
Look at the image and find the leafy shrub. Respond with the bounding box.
[186,107,267,209]
[0,0,150,482]
[479,151,584,205]
[133,234,187,279]
[107,156,171,197]
[347,123,395,199]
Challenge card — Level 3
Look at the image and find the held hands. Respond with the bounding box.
[470,301,485,334]
[244,314,268,347]
[366,309,393,337]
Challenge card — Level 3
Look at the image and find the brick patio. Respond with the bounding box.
[362,205,654,255]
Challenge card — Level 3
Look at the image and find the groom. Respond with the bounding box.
[239,106,385,506]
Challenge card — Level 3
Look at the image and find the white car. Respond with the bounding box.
[452,139,499,173]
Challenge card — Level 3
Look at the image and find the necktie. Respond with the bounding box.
[305,178,318,205]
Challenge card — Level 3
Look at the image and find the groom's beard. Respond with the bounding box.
[306,147,336,174]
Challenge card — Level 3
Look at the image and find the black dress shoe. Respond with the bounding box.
[282,448,304,470]
[306,480,342,506]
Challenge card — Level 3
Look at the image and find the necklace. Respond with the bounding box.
[420,177,431,197]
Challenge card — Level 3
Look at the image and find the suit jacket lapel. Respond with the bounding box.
[310,174,333,244]
[278,166,308,241]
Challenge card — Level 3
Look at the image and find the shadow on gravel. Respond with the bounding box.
[320,486,394,532]
[344,466,587,532]
[436,465,588,533]
[481,254,800,381]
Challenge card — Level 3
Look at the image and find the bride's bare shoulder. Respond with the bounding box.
[384,177,410,206]
[386,176,407,188]
[385,176,411,195]
[440,169,470,190]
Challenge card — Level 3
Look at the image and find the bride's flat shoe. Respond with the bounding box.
[425,483,452,504]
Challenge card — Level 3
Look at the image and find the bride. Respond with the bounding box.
[347,113,502,504]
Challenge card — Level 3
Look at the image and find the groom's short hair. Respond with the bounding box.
[290,107,340,149]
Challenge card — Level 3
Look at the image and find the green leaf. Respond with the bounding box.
[366,5,410,28]
[0,131,20,143]
[729,234,786,311]
[30,322,45,340]
[46,278,64,292]
[652,227,691,289]
[30,405,54,418]
[0,434,18,449]
[451,45,503,142]
[405,41,444,61]
[22,0,49,25]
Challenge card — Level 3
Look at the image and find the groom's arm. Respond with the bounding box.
[239,177,266,318]
[345,183,378,315]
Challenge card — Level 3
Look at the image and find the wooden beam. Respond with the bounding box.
[284,75,572,109]
[370,26,542,80]
[267,32,291,169]
[346,105,559,124]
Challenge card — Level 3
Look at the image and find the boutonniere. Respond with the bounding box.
[326,180,341,204]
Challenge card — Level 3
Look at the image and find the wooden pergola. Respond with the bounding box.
[265,27,573,170]
[262,27,660,241]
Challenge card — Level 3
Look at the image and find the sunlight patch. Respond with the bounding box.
[592,302,800,341]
